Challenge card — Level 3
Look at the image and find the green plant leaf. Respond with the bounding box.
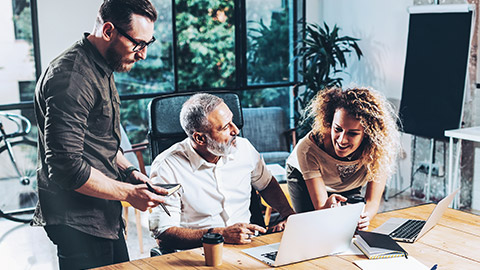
[295,21,363,138]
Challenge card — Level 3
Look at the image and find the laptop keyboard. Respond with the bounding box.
[389,219,426,240]
[261,251,278,261]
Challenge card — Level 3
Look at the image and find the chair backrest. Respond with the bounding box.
[148,91,243,160]
[242,107,289,152]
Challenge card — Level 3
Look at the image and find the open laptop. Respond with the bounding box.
[373,189,459,243]
[242,203,364,267]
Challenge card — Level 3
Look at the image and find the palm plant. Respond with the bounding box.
[295,22,363,137]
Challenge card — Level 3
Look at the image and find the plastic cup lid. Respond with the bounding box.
[201,233,224,244]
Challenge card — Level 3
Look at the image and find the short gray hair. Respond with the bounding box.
[180,93,224,138]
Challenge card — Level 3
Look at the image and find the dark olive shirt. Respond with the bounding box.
[33,33,123,239]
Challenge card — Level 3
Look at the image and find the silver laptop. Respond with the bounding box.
[242,203,364,267]
[373,189,459,243]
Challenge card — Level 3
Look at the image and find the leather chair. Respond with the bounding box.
[148,91,243,160]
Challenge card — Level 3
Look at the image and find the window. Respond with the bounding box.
[119,0,301,150]
[1,0,303,164]
[246,0,294,86]
[0,0,39,139]
[0,0,38,107]
[115,0,175,96]
[175,0,236,90]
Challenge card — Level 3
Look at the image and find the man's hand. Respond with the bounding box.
[126,183,168,211]
[323,194,347,209]
[357,211,370,231]
[129,170,150,184]
[219,223,266,244]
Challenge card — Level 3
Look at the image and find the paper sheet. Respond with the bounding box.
[266,163,286,176]
[353,256,430,270]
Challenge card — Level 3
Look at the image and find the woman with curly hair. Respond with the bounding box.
[286,87,401,230]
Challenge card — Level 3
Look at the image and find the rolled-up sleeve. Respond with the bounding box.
[43,71,94,190]
[148,157,182,238]
[247,141,272,191]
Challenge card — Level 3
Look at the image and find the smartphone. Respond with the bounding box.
[152,183,182,196]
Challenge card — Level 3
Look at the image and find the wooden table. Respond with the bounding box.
[97,204,480,269]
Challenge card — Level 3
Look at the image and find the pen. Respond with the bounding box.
[146,182,171,217]
[430,264,437,270]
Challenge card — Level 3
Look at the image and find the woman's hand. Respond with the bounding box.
[323,194,347,209]
[357,211,370,231]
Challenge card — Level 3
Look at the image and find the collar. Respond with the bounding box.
[183,138,236,171]
[81,33,114,77]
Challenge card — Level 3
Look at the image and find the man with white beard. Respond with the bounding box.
[149,93,295,251]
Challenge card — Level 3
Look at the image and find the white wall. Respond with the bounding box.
[307,0,413,100]
[306,0,415,191]
[37,0,102,72]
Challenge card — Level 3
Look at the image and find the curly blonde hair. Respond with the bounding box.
[309,87,401,183]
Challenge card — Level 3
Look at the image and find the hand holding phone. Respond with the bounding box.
[145,182,181,217]
[149,183,182,196]
[155,183,182,196]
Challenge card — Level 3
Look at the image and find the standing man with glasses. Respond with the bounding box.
[33,1,167,269]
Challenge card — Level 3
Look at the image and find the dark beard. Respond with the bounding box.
[105,44,131,72]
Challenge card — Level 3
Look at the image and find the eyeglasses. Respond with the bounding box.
[113,24,156,52]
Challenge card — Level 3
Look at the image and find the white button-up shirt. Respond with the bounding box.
[149,137,272,238]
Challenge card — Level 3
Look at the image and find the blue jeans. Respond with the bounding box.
[44,225,129,270]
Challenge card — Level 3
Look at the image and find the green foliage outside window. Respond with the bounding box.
[117,0,174,146]
[243,7,291,112]
[117,0,296,157]
[12,0,33,43]
[247,11,290,85]
[175,0,236,90]
[294,22,363,138]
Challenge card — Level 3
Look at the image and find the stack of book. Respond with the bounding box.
[354,231,408,259]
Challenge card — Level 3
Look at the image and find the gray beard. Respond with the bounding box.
[205,134,237,157]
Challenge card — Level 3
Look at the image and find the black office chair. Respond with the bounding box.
[147,91,266,256]
[148,91,243,160]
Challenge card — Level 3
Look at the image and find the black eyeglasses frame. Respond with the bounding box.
[113,24,156,52]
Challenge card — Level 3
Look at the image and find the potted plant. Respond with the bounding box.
[295,22,363,138]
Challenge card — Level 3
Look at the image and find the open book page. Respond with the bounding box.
[353,256,429,270]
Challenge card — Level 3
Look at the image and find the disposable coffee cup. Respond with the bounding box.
[201,232,224,266]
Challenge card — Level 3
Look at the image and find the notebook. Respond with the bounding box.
[242,203,364,267]
[373,188,459,243]
[354,231,407,259]
[353,256,429,270]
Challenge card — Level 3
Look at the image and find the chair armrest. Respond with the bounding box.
[124,141,149,175]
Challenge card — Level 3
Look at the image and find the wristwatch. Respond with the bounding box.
[124,166,139,179]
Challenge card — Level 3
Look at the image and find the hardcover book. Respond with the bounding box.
[354,231,408,259]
